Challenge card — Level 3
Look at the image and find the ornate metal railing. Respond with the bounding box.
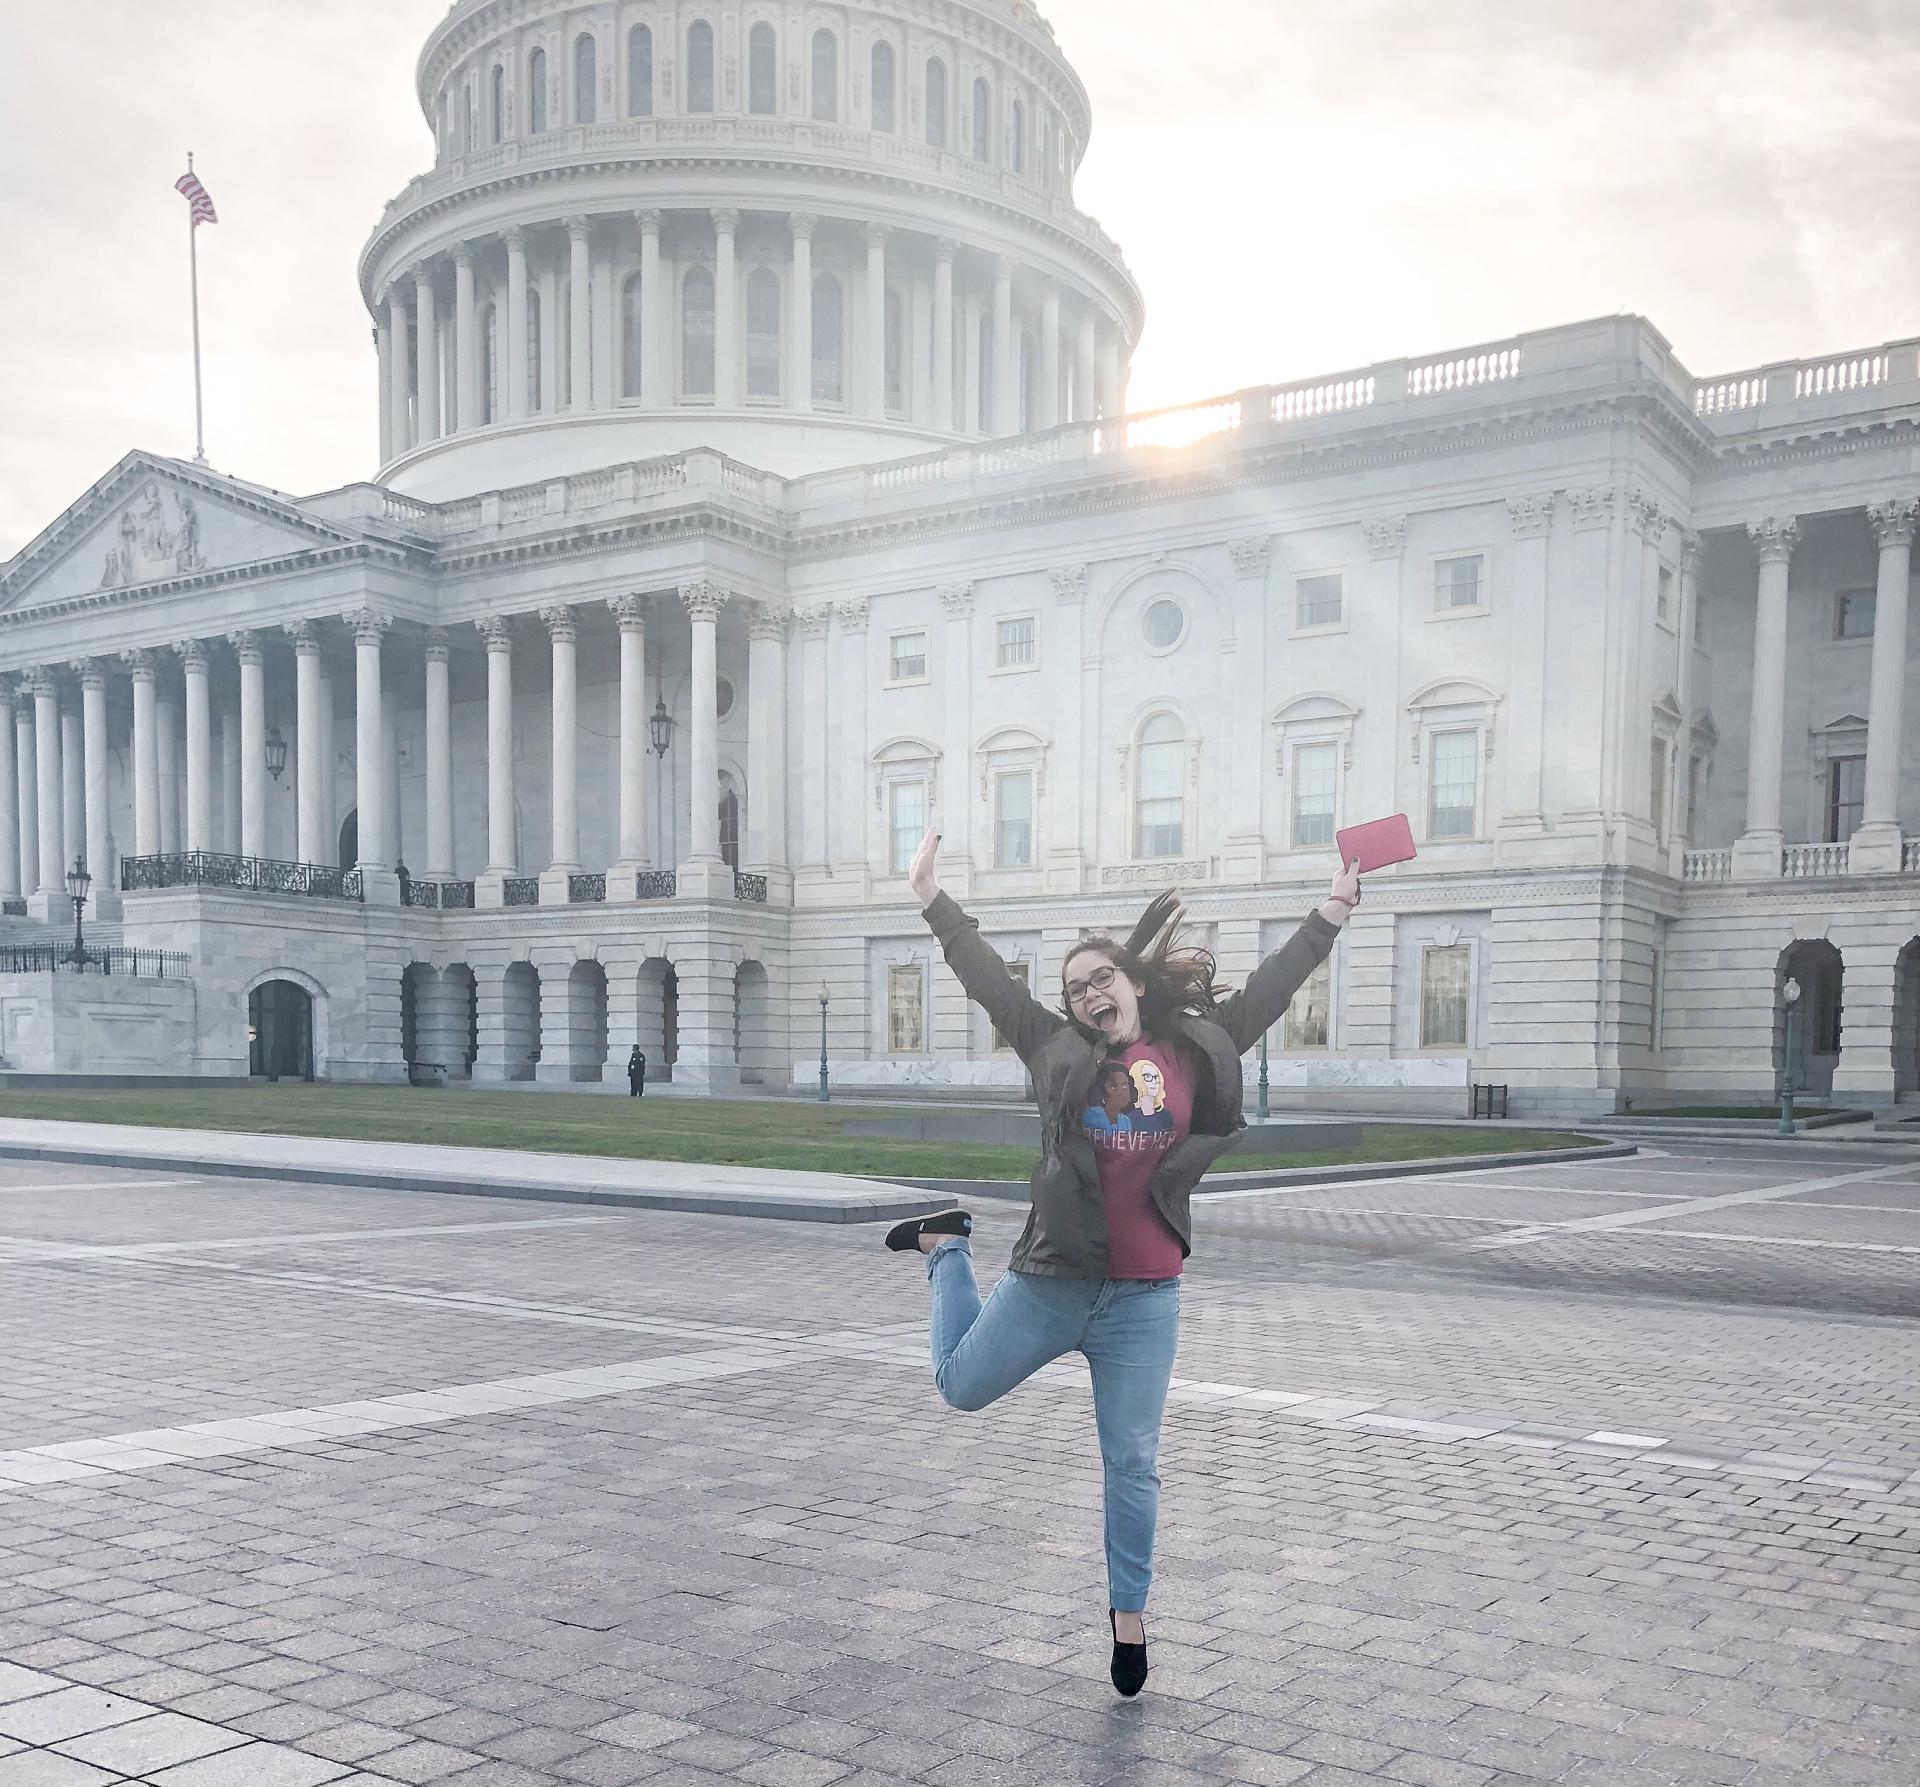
[403,880,440,908]
[1783,843,1848,879]
[442,880,475,909]
[733,872,769,904]
[636,870,677,900]
[568,873,606,904]
[0,945,189,978]
[503,877,540,907]
[2,899,25,918]
[121,852,364,903]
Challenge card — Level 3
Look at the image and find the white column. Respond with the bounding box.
[381,679,401,869]
[350,609,390,873]
[609,596,648,866]
[1076,310,1098,422]
[424,630,453,879]
[710,207,739,407]
[505,228,529,421]
[375,318,394,463]
[992,257,1014,436]
[481,616,516,873]
[288,622,325,863]
[798,608,830,869]
[1669,533,1700,850]
[1100,328,1123,419]
[219,709,240,855]
[933,238,955,432]
[746,606,787,871]
[32,673,61,894]
[178,640,212,853]
[386,287,413,455]
[1854,496,1917,871]
[414,265,441,442]
[79,663,109,882]
[636,210,663,408]
[1039,286,1061,432]
[865,224,889,419]
[790,214,815,414]
[14,697,36,895]
[60,697,83,879]
[125,653,159,860]
[568,217,592,411]
[231,630,266,858]
[1734,516,1799,877]
[544,606,580,872]
[316,664,336,857]
[0,680,16,899]
[155,686,180,856]
[454,247,478,431]
[682,582,725,862]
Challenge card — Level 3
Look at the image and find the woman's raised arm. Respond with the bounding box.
[1214,861,1360,1055]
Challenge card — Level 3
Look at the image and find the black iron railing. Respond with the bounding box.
[121,852,364,903]
[403,880,439,908]
[568,873,606,904]
[636,870,677,900]
[442,880,475,909]
[503,877,540,907]
[0,945,189,978]
[733,872,769,904]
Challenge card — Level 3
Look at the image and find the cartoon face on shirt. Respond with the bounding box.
[1130,1059,1167,1116]
[1081,1062,1138,1134]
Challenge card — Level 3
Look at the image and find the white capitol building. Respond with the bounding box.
[1,0,1917,1116]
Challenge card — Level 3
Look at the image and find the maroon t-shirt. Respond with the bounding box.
[1079,1036,1192,1279]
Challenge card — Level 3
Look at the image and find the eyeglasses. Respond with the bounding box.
[1064,964,1119,1004]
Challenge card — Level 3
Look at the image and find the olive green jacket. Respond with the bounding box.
[923,890,1341,1279]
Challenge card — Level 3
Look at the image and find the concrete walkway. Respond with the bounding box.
[0,1118,944,1224]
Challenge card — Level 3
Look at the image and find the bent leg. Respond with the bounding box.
[1084,1280,1181,1612]
[926,1243,1086,1413]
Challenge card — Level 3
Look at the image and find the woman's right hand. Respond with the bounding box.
[908,828,942,907]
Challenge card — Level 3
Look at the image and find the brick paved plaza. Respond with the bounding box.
[1,1141,1916,1787]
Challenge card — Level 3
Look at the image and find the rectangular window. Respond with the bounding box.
[1291,742,1337,847]
[1835,589,1876,640]
[992,960,1029,1052]
[887,963,924,1054]
[889,631,927,682]
[1282,957,1330,1051]
[994,616,1035,669]
[1826,754,1866,842]
[994,770,1033,867]
[1435,553,1484,612]
[1296,573,1343,630]
[1426,729,1477,838]
[1419,945,1471,1049]
[1656,565,1674,626]
[888,779,926,876]
[1686,754,1702,839]
[1650,736,1668,845]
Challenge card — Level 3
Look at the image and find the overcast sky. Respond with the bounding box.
[4,0,1918,558]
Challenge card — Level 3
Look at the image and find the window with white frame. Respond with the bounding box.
[971,75,992,161]
[574,32,597,124]
[1296,572,1344,630]
[885,287,906,414]
[1835,589,1876,640]
[528,47,548,133]
[1434,553,1485,612]
[1426,728,1477,838]
[888,632,927,683]
[870,41,896,131]
[480,304,499,423]
[1282,957,1330,1051]
[1827,755,1866,842]
[681,267,715,398]
[1142,597,1186,651]
[888,778,926,875]
[811,274,844,404]
[1419,945,1471,1048]
[618,278,639,401]
[994,770,1033,867]
[1291,742,1338,847]
[994,616,1035,669]
[1655,565,1674,627]
[1135,714,1185,859]
[686,21,714,111]
[887,963,924,1053]
[926,57,948,146]
[747,23,776,114]
[745,267,781,400]
[529,288,545,410]
[811,29,838,121]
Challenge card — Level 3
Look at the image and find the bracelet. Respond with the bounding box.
[1324,894,1357,908]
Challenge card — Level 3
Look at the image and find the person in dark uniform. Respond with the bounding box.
[627,1046,647,1097]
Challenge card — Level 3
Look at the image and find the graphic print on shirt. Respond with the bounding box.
[1081,1036,1194,1278]
[1080,1054,1176,1150]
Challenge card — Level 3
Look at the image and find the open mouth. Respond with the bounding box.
[1089,1001,1119,1027]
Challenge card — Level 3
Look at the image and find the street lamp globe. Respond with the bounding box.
[64,856,91,906]
[264,724,289,783]
[649,698,673,758]
[1783,977,1802,1006]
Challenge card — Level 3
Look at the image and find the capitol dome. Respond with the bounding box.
[360,0,1145,498]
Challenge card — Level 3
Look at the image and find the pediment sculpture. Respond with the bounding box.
[99,483,207,590]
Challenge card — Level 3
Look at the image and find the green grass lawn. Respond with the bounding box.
[1622,1105,1850,1121]
[0,1085,1600,1181]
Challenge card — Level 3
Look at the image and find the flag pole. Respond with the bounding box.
[187,151,207,466]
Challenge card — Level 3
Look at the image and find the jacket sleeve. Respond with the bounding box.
[922,889,1067,1063]
[1212,909,1342,1055]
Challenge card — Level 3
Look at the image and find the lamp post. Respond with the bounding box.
[1778,976,1801,1136]
[1257,1029,1270,1121]
[817,981,831,1103]
[63,856,93,967]
[649,694,674,866]
[264,725,288,783]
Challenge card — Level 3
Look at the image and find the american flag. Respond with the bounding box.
[175,168,218,228]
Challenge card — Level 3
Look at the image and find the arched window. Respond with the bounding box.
[461,86,474,152]
[687,21,714,113]
[884,286,905,414]
[748,23,777,114]
[682,266,715,397]
[977,309,994,433]
[528,48,548,135]
[1135,714,1186,859]
[627,25,653,116]
[811,30,838,122]
[621,275,643,400]
[811,273,844,404]
[744,267,782,400]
[481,304,500,423]
[1009,98,1025,174]
[574,32,597,123]
[871,41,896,132]
[527,288,543,412]
[971,76,991,161]
[926,58,948,147]
[490,63,506,141]
[1036,111,1050,188]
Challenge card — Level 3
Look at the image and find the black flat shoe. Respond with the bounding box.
[884,1209,973,1253]
[1109,1609,1148,1697]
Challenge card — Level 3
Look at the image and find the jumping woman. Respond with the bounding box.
[885,827,1360,1697]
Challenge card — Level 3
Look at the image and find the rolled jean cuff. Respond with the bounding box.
[924,1235,971,1277]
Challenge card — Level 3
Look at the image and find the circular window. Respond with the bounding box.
[1142,598,1186,651]
[715,677,736,720]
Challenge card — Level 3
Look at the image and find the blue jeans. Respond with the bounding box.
[924,1239,1180,1612]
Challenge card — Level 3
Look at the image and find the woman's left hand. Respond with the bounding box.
[1319,858,1361,927]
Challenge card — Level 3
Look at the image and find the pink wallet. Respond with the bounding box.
[1334,813,1418,875]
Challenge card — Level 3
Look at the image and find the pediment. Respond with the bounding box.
[0,453,371,618]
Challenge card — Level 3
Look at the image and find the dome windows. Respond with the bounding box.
[687,21,715,113]
[627,25,652,117]
[871,42,896,133]
[746,268,782,399]
[1142,598,1187,652]
[1009,99,1025,175]
[682,266,716,398]
[971,77,991,162]
[812,274,844,405]
[528,48,548,135]
[811,30,839,123]
[574,33,597,125]
[621,276,643,401]
[527,289,544,412]
[748,24,777,116]
[926,58,948,147]
[490,63,506,142]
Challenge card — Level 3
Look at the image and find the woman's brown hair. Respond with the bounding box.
[1061,891,1230,1035]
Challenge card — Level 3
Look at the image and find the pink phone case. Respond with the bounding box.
[1334,813,1418,874]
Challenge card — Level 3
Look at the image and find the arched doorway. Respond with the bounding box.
[636,958,677,1085]
[503,962,540,1081]
[250,980,314,1082]
[567,960,610,1081]
[1894,938,1920,1100]
[734,961,770,1084]
[1777,940,1844,1100]
[338,809,359,871]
